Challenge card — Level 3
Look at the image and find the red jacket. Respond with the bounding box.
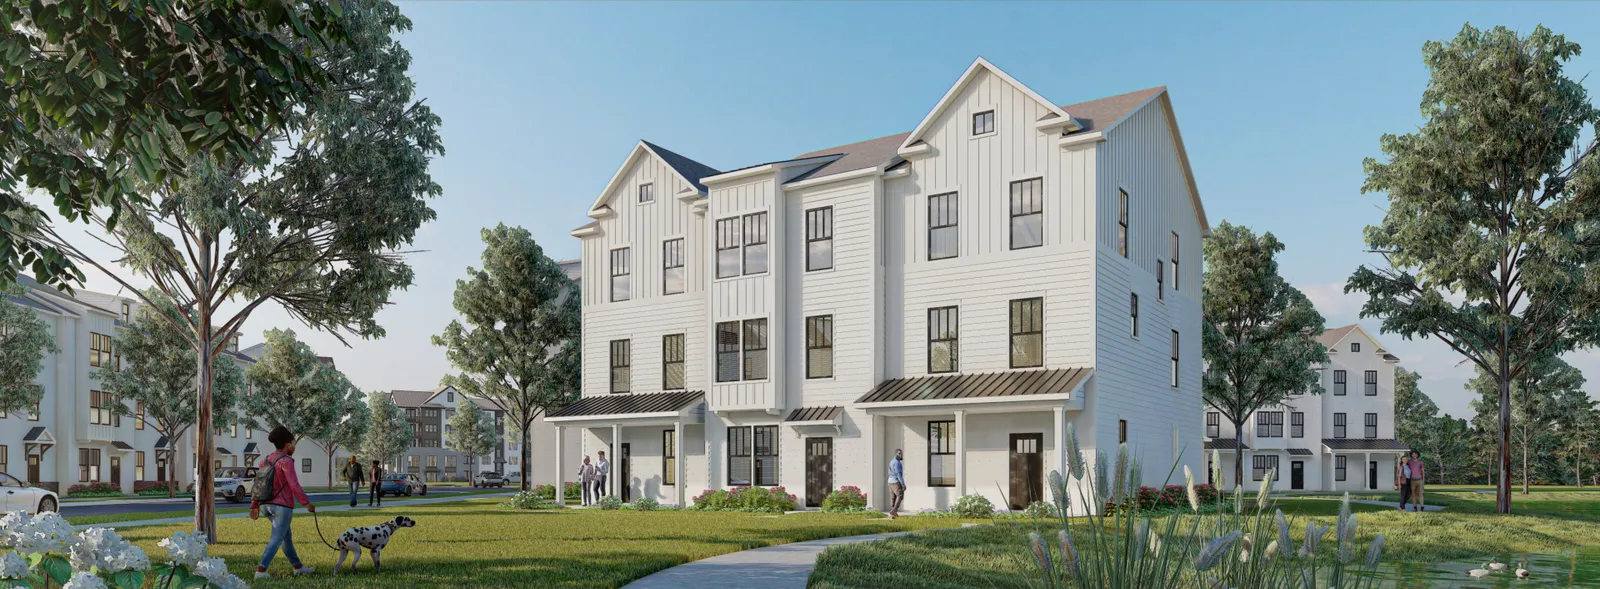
[251,451,311,509]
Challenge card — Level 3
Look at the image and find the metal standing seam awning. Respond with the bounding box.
[1203,439,1249,452]
[1287,448,1314,456]
[110,441,135,452]
[784,406,843,434]
[1321,439,1410,453]
[546,390,706,427]
[853,367,1092,414]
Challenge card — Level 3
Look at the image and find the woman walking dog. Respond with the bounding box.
[250,426,317,579]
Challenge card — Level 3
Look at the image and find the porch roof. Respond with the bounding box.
[854,367,1091,407]
[1203,439,1248,452]
[548,390,704,422]
[1322,438,1409,452]
[243,443,259,454]
[785,406,842,423]
[1287,448,1314,456]
[22,427,49,442]
[111,441,134,451]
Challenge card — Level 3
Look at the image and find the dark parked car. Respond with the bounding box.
[379,473,427,497]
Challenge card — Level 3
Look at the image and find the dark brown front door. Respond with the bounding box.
[26,455,40,484]
[619,443,631,502]
[1009,433,1043,510]
[110,456,121,487]
[1291,461,1305,490]
[805,438,833,507]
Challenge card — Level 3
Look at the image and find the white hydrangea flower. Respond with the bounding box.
[6,511,73,556]
[106,545,151,572]
[210,573,250,589]
[193,557,230,583]
[157,531,209,569]
[62,571,109,589]
[71,527,148,573]
[0,551,30,579]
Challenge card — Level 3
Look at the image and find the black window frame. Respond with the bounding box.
[1170,330,1180,387]
[609,339,631,394]
[638,182,654,203]
[1117,189,1129,258]
[742,212,768,276]
[662,334,686,390]
[927,306,959,374]
[1009,297,1044,369]
[609,247,631,303]
[716,217,741,279]
[753,425,779,486]
[663,429,676,486]
[928,420,955,487]
[716,321,740,383]
[742,318,768,381]
[662,238,685,296]
[1205,412,1220,438]
[1365,413,1378,439]
[928,192,959,260]
[972,109,995,136]
[1157,260,1165,300]
[805,315,834,379]
[1291,412,1304,438]
[1118,419,1128,444]
[1333,413,1347,439]
[1335,456,1347,481]
[1009,177,1044,250]
[805,206,833,272]
[1170,231,1180,291]
[1252,455,1279,482]
[1350,342,1360,353]
[1333,370,1347,395]
[1256,411,1284,438]
[1365,370,1378,396]
[1130,293,1139,337]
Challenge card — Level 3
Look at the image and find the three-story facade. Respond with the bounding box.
[553,58,1210,513]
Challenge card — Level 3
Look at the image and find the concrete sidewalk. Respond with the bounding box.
[621,531,914,589]
[1273,495,1444,512]
[75,491,517,531]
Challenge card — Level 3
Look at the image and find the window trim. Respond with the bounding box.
[805,206,834,272]
[927,306,960,374]
[1333,370,1347,395]
[662,334,686,391]
[1117,189,1130,258]
[609,247,631,303]
[1008,177,1044,250]
[662,238,685,296]
[1205,412,1220,438]
[1364,413,1379,439]
[1333,413,1347,439]
[1009,297,1044,369]
[608,339,631,394]
[928,420,955,487]
[928,192,959,261]
[638,182,654,203]
[805,315,834,379]
[1364,370,1378,396]
[971,109,996,137]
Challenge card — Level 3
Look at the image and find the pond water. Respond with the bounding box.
[1377,549,1600,588]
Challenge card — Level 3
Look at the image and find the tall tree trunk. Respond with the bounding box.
[167,448,177,499]
[195,243,218,543]
[1231,418,1245,492]
[327,445,337,489]
[1522,432,1530,495]
[1497,351,1512,514]
[521,419,532,492]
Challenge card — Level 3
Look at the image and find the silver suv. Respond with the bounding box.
[472,471,506,488]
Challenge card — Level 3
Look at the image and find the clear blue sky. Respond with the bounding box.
[58,1,1600,418]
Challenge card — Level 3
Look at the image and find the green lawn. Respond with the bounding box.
[114,499,973,588]
[64,488,513,527]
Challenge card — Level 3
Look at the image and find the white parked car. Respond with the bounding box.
[1,472,59,514]
[213,466,259,504]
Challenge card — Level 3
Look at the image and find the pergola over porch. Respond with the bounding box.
[547,390,705,506]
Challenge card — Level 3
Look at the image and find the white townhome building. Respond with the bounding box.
[552,58,1209,513]
[1,276,350,499]
[1202,324,1409,492]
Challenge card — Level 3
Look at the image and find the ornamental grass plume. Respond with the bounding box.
[1134,519,1150,561]
[1365,534,1387,568]
[1112,444,1129,506]
[1238,534,1253,563]
[1028,531,1052,575]
[1066,423,1086,481]
[1057,530,1079,576]
[1255,469,1275,507]
[1210,449,1223,491]
[1184,465,1200,512]
[1195,530,1242,572]
[1275,509,1294,558]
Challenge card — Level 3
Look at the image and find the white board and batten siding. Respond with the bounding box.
[706,175,782,412]
[1092,97,1205,477]
[580,149,709,401]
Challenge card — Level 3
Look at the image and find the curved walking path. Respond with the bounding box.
[1274,495,1444,512]
[622,530,915,589]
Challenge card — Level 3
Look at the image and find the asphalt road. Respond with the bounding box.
[59,486,491,517]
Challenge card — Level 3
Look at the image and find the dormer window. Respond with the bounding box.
[1350,342,1360,353]
[639,183,654,203]
[972,109,995,136]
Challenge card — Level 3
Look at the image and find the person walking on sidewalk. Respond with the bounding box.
[594,451,610,499]
[887,449,905,519]
[368,460,385,507]
[578,456,596,506]
[343,456,366,507]
[1404,451,1426,512]
[250,426,316,579]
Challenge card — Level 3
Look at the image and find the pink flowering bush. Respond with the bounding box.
[691,486,798,512]
[821,486,868,512]
[66,481,120,497]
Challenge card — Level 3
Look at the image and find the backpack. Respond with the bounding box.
[251,455,290,504]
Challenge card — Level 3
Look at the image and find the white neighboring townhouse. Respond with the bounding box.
[1,276,349,497]
[383,385,581,486]
[552,58,1209,513]
[1202,325,1408,492]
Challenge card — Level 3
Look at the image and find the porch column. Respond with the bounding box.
[1364,452,1372,491]
[1053,406,1067,479]
[954,410,967,497]
[674,420,685,508]
[554,426,565,506]
[871,414,885,511]
[611,423,622,498]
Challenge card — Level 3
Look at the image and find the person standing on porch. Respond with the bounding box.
[1404,451,1425,512]
[887,449,905,519]
[578,456,596,506]
[595,451,610,499]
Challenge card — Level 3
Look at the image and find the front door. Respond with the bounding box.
[1291,461,1304,490]
[1368,461,1378,490]
[156,456,167,484]
[619,443,631,502]
[110,456,121,487]
[1009,433,1044,510]
[26,454,40,484]
[805,438,834,507]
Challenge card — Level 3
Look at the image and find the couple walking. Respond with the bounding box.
[340,455,387,507]
[577,451,611,506]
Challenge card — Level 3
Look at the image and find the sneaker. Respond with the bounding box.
[293,566,316,576]
[254,572,272,580]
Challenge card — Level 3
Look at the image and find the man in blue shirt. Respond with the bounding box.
[888,449,905,519]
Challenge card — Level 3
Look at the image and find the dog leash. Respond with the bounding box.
[309,508,339,551]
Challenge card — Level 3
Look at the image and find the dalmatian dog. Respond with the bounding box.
[333,516,416,574]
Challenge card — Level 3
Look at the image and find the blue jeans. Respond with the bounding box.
[259,505,301,569]
[349,482,361,506]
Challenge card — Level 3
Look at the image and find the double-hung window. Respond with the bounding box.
[715,213,769,277]
[1365,413,1378,438]
[1205,412,1220,438]
[927,307,959,373]
[609,340,631,393]
[609,248,631,302]
[1333,413,1347,439]
[716,218,741,278]
[1364,370,1378,396]
[928,193,959,260]
[1291,412,1305,438]
[1335,456,1347,481]
[1130,294,1140,337]
[663,239,685,295]
[1009,298,1043,368]
[90,333,112,368]
[1117,189,1130,257]
[1256,411,1283,438]
[716,322,740,382]
[743,212,768,275]
[1252,455,1279,482]
[726,425,779,486]
[1010,178,1043,249]
[805,315,833,379]
[1170,231,1180,291]
[1333,370,1347,395]
[1157,261,1165,300]
[743,319,768,380]
[928,421,955,487]
[662,334,685,390]
[805,207,833,271]
[662,430,676,486]
[79,448,100,482]
[715,319,769,382]
[1170,331,1181,387]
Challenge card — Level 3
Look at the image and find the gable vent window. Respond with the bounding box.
[1010,178,1044,249]
[609,247,631,302]
[663,238,685,295]
[806,207,834,271]
[639,183,654,203]
[972,109,995,136]
[1351,342,1361,353]
[928,192,959,260]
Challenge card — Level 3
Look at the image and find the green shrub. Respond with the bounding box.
[503,490,562,510]
[633,497,660,511]
[691,486,798,513]
[564,481,582,500]
[531,484,557,500]
[821,485,869,512]
[597,495,623,510]
[951,494,995,518]
[1021,500,1057,519]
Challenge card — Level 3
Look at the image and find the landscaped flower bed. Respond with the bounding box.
[66,481,122,497]
[691,486,799,513]
[821,486,869,512]
[133,481,189,497]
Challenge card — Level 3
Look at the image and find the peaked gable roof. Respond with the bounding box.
[586,141,720,216]
[1317,324,1400,361]
[898,57,1080,152]
[1058,87,1167,134]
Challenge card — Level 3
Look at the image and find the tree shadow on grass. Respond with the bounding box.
[243,552,726,589]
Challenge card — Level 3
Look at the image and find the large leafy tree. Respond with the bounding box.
[1414,414,1474,485]
[1347,24,1600,514]
[435,224,580,492]
[241,328,368,487]
[361,392,411,470]
[38,0,441,541]
[98,291,244,497]
[1468,354,1590,493]
[447,398,496,477]
[1561,406,1600,487]
[1201,221,1329,489]
[0,0,348,289]
[1392,368,1438,450]
[0,283,57,416]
